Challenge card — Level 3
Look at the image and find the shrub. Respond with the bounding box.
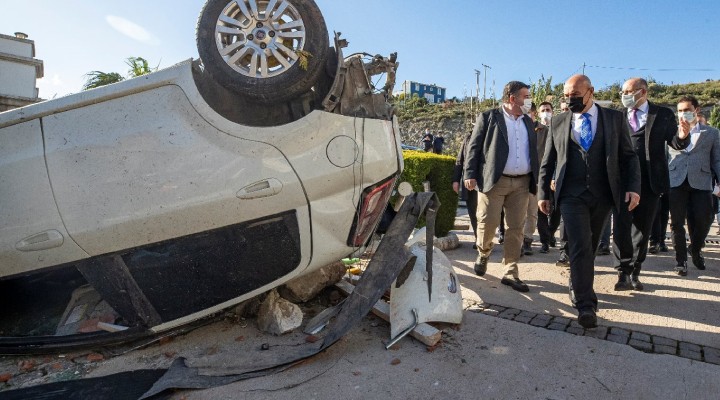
[398,150,458,237]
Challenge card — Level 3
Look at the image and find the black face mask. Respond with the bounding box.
[566,95,585,113]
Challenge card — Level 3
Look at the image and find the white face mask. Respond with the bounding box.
[621,90,641,108]
[520,98,533,114]
[680,111,696,123]
[540,111,552,122]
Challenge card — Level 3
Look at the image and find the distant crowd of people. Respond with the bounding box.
[419,129,445,154]
[450,75,720,329]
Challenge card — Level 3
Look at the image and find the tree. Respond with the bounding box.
[709,105,720,129]
[82,71,124,90]
[83,56,158,91]
[125,56,156,78]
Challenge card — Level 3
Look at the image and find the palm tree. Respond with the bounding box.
[82,57,158,91]
[82,71,124,90]
[125,57,157,78]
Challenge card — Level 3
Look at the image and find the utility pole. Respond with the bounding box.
[582,62,586,75]
[481,63,491,101]
[474,69,481,106]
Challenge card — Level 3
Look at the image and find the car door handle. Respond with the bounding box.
[236,178,283,199]
[16,230,65,252]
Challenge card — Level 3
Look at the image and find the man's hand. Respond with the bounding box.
[464,179,477,191]
[452,182,460,194]
[678,119,691,139]
[626,192,640,211]
[550,180,556,192]
[538,200,551,215]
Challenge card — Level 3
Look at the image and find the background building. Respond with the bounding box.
[0,32,44,112]
[400,80,446,104]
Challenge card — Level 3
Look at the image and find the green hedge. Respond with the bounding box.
[398,150,458,237]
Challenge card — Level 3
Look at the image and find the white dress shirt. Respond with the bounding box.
[571,102,599,146]
[684,123,702,153]
[501,107,531,175]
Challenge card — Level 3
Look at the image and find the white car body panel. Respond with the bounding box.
[0,59,402,332]
[0,120,87,275]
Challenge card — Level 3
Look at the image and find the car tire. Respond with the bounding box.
[196,0,330,104]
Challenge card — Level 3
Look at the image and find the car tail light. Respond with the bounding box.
[347,176,397,247]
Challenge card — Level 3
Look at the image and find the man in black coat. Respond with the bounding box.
[538,75,641,328]
[464,81,539,293]
[612,78,688,290]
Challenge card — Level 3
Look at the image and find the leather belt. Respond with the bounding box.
[502,173,530,178]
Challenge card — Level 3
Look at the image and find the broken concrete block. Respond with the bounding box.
[257,289,303,335]
[434,233,460,251]
[405,227,460,251]
[280,261,346,303]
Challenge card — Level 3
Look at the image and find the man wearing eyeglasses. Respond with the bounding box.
[612,78,689,290]
[538,75,641,328]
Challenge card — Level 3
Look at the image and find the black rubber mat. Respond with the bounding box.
[0,369,167,400]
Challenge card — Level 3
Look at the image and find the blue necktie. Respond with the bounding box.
[580,113,593,151]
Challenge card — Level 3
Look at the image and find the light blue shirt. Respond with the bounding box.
[571,103,598,145]
[501,106,531,175]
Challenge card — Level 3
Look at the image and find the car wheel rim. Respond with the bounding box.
[215,0,306,79]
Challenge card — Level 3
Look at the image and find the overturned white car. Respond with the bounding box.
[0,0,401,350]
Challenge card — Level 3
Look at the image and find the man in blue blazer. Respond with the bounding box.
[668,95,720,275]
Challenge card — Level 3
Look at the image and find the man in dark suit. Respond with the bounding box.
[538,75,641,328]
[668,95,720,275]
[453,133,477,248]
[533,101,553,253]
[464,81,539,293]
[612,78,689,291]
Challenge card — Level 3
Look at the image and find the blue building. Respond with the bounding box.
[400,80,446,104]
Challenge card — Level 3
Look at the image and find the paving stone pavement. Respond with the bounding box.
[453,205,720,366]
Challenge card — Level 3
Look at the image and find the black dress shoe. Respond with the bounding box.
[472,243,478,250]
[549,238,557,248]
[501,277,529,292]
[522,239,533,255]
[674,262,688,276]
[556,252,569,267]
[578,309,598,329]
[498,234,504,244]
[659,243,668,252]
[614,272,633,291]
[648,243,659,254]
[596,244,610,256]
[691,252,706,270]
[631,274,644,291]
[539,243,549,253]
[474,255,488,276]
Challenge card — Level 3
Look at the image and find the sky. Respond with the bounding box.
[2,0,719,101]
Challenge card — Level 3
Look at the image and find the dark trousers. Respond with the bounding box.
[498,209,505,236]
[650,194,670,245]
[537,193,554,245]
[669,179,714,263]
[613,179,661,275]
[560,192,612,312]
[548,197,564,245]
[466,189,478,239]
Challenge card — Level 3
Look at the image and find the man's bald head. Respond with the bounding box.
[565,74,592,92]
[563,74,594,113]
[621,77,648,108]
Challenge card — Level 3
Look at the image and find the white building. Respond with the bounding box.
[0,32,44,112]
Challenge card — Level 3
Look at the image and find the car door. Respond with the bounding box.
[42,84,312,320]
[0,119,87,277]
